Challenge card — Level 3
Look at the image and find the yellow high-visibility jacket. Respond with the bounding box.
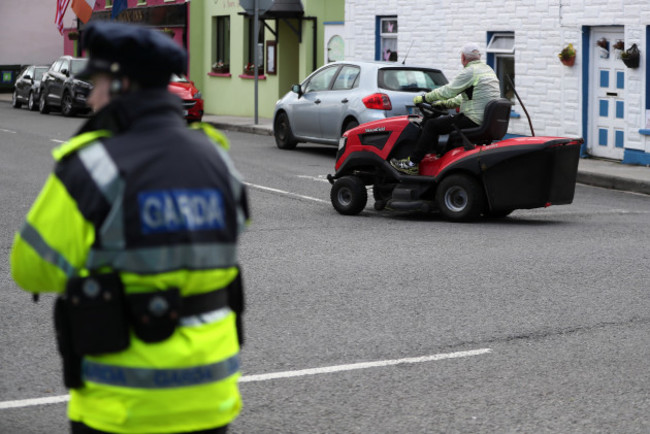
[11,91,249,433]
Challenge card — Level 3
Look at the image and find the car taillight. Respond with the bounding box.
[362,93,392,110]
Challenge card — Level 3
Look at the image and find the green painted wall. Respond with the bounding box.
[188,0,344,119]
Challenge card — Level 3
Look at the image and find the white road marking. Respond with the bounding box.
[0,128,16,133]
[296,174,330,183]
[239,348,492,383]
[0,348,491,410]
[245,182,328,204]
[0,395,70,410]
[51,139,65,144]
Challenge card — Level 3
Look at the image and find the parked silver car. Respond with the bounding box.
[273,60,448,149]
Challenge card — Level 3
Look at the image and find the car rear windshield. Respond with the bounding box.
[34,68,48,80]
[170,74,189,83]
[378,68,447,92]
[70,59,88,75]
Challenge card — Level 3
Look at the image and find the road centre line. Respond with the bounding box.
[296,174,330,183]
[0,348,491,410]
[245,182,328,204]
[239,348,492,383]
[0,128,16,133]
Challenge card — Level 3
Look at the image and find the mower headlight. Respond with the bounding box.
[338,136,347,150]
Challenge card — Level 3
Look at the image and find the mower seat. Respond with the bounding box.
[443,98,513,150]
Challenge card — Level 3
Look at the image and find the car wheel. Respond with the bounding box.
[331,176,368,215]
[274,112,298,150]
[39,94,50,114]
[61,92,76,117]
[435,174,485,222]
[11,90,21,109]
[28,92,37,111]
[342,119,359,135]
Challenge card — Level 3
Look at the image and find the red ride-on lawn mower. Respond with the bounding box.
[327,98,584,221]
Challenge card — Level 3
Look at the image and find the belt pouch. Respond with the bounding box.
[54,297,83,388]
[127,289,180,343]
[66,273,130,355]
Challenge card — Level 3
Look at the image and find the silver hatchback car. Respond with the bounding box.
[273,60,448,149]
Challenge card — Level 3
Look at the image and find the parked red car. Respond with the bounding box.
[168,73,204,123]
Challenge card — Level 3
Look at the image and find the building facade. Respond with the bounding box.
[63,0,188,57]
[0,0,74,90]
[188,0,344,119]
[344,0,650,165]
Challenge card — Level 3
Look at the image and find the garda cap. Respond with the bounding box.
[77,21,187,88]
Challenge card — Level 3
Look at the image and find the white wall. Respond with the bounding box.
[344,0,650,155]
[0,0,74,65]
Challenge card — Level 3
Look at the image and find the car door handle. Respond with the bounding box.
[606,92,618,97]
[314,99,321,104]
[341,98,349,103]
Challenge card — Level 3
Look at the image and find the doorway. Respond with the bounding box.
[588,26,625,160]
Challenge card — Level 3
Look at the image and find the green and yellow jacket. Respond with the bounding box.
[11,89,249,434]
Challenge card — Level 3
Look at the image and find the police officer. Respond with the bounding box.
[11,21,249,434]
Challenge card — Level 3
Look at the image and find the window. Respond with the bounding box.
[138,0,146,5]
[331,65,360,90]
[105,0,112,8]
[214,16,230,73]
[378,68,447,91]
[486,32,515,100]
[246,17,264,73]
[60,59,70,75]
[377,16,398,62]
[304,66,338,93]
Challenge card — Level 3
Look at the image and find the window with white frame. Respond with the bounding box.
[378,17,398,62]
[486,32,515,100]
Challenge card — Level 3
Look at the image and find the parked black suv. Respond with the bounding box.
[11,65,50,111]
[39,56,92,117]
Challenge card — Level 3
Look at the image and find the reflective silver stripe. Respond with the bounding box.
[78,142,121,203]
[78,141,127,251]
[82,353,240,389]
[87,243,238,273]
[19,222,77,277]
[180,307,232,327]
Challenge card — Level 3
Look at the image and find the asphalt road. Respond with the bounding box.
[1,104,649,433]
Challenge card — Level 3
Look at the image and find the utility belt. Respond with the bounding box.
[54,271,245,389]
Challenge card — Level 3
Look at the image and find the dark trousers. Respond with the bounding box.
[71,421,228,434]
[410,113,477,163]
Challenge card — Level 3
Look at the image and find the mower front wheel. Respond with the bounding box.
[331,176,368,215]
[436,174,485,222]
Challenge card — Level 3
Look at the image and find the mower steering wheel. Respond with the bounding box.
[417,102,448,119]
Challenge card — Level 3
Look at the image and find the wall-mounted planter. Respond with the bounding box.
[558,43,576,66]
[621,43,640,68]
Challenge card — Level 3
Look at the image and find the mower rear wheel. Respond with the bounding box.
[436,174,485,221]
[331,176,367,215]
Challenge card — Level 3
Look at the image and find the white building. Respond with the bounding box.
[343,0,650,165]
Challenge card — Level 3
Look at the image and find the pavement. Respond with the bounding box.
[3,92,650,196]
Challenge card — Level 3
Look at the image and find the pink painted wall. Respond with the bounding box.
[64,0,187,56]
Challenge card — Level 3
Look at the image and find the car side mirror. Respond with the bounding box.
[291,84,302,98]
[61,69,69,76]
[24,75,32,81]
